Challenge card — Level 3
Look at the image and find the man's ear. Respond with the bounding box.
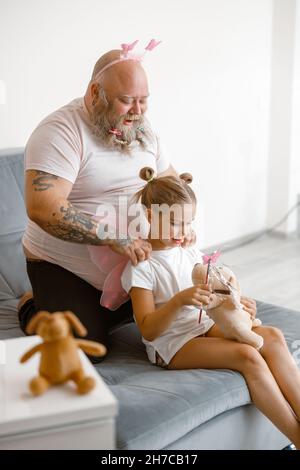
[26,311,51,335]
[91,82,99,99]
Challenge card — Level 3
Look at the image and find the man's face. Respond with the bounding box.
[108,93,149,126]
[103,92,148,140]
[103,62,149,124]
[91,63,150,148]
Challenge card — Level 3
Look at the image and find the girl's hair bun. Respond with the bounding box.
[139,167,155,183]
[135,167,196,207]
[179,172,193,184]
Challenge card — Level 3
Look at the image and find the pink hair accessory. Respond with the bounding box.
[108,128,123,136]
[120,40,139,56]
[93,39,161,81]
[145,39,162,51]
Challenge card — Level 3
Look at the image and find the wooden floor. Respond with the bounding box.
[214,234,300,311]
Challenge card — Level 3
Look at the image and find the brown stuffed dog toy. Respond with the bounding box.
[20,311,107,396]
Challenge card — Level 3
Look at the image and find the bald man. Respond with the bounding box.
[18,48,179,358]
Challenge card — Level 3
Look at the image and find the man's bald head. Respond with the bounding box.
[91,49,148,88]
[91,49,122,82]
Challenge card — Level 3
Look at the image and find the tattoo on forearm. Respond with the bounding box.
[60,204,95,230]
[31,172,107,245]
[32,171,59,191]
[43,201,101,245]
[44,221,100,244]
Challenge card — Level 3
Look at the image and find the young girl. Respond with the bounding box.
[121,166,300,449]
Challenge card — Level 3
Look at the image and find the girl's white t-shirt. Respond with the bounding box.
[22,98,170,290]
[121,246,215,365]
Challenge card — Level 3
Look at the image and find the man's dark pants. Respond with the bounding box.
[18,259,133,363]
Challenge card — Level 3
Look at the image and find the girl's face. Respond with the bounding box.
[148,204,195,250]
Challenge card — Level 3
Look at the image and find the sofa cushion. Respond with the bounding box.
[0,150,30,337]
[96,301,300,449]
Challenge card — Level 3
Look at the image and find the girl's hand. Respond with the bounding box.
[175,284,212,308]
[240,296,257,319]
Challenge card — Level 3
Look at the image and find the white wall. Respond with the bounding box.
[290,0,300,233]
[267,0,299,235]
[0,0,273,247]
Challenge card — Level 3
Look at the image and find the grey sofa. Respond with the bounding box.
[0,148,298,450]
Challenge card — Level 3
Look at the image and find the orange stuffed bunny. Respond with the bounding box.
[20,310,107,396]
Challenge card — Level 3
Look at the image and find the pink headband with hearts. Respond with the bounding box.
[93,39,161,81]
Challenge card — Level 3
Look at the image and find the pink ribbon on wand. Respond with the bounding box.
[198,250,221,323]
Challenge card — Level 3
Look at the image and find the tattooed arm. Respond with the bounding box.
[25,170,151,263]
[25,170,105,245]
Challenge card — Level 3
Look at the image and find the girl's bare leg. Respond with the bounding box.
[168,335,300,448]
[207,324,300,421]
[254,325,300,420]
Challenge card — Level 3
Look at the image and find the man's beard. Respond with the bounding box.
[90,103,153,154]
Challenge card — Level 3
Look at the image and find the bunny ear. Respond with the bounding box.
[26,311,51,335]
[128,39,139,50]
[63,311,87,337]
[145,39,161,51]
[121,39,139,55]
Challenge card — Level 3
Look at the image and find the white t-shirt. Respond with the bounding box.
[22,98,170,290]
[121,246,215,365]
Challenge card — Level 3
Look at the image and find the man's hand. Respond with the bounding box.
[109,238,152,266]
[181,229,197,248]
[240,296,257,319]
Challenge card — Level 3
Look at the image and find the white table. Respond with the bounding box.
[0,336,118,449]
